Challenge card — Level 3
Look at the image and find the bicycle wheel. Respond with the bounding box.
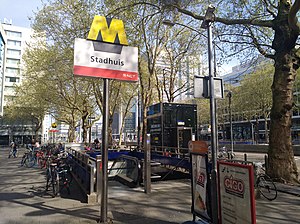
[46,168,51,191]
[8,149,13,158]
[257,174,277,201]
[38,157,46,169]
[51,169,60,197]
[25,154,36,168]
[59,171,71,194]
[20,155,26,167]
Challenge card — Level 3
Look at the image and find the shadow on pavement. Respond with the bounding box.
[112,210,181,224]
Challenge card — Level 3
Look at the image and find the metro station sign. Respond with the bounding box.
[73,16,138,82]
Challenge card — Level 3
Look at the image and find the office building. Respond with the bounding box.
[0,25,5,116]
[1,22,35,105]
[0,20,41,144]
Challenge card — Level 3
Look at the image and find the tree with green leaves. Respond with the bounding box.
[108,0,299,181]
[237,64,273,143]
[105,1,207,148]
[152,0,300,182]
[18,0,139,144]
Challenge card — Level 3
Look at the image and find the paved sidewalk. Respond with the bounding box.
[1,147,300,224]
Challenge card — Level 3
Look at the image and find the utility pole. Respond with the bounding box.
[201,5,219,224]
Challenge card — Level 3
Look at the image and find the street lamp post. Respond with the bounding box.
[201,5,219,224]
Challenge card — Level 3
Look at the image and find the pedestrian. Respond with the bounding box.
[58,142,64,152]
[94,138,100,149]
[8,141,18,158]
[34,140,40,150]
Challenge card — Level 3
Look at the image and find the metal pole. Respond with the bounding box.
[100,78,109,223]
[251,122,255,144]
[144,134,151,193]
[229,92,234,154]
[213,40,219,152]
[96,155,102,202]
[208,22,219,224]
[137,89,141,149]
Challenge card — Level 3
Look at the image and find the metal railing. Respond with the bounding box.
[66,147,101,204]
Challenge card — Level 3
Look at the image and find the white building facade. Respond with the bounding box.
[0,21,44,145]
[0,25,5,117]
[1,22,34,105]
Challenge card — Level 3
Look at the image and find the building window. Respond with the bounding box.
[4,86,15,91]
[6,58,20,65]
[5,76,20,83]
[5,30,22,38]
[7,49,21,56]
[5,67,19,74]
[7,39,21,47]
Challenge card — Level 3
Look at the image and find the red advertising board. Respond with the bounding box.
[191,153,211,222]
[218,161,256,224]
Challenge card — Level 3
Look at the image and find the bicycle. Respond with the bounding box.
[57,162,73,195]
[45,153,73,197]
[254,162,277,201]
[20,148,36,167]
[217,146,235,159]
[46,161,60,197]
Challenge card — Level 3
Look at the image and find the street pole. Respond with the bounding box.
[144,134,151,193]
[100,78,109,223]
[208,22,219,224]
[201,5,218,224]
[137,89,141,149]
[228,91,234,154]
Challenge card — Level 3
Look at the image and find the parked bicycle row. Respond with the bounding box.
[16,143,74,198]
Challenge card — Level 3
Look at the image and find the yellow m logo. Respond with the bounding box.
[87,15,128,45]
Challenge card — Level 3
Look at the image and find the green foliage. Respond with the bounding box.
[13,0,124,142]
[237,63,273,119]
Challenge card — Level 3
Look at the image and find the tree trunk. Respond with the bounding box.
[142,108,147,150]
[269,5,300,181]
[264,117,269,144]
[68,128,75,142]
[81,118,88,143]
[68,123,76,142]
[269,52,299,181]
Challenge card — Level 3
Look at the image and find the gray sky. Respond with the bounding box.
[0,0,42,28]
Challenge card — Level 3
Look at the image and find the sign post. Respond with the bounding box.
[73,15,138,223]
[100,78,109,222]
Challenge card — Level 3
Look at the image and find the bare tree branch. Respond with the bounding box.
[246,26,275,59]
[261,0,278,17]
[171,5,274,28]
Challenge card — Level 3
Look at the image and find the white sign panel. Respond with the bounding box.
[194,76,224,99]
[191,154,210,221]
[73,38,138,82]
[218,161,256,224]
